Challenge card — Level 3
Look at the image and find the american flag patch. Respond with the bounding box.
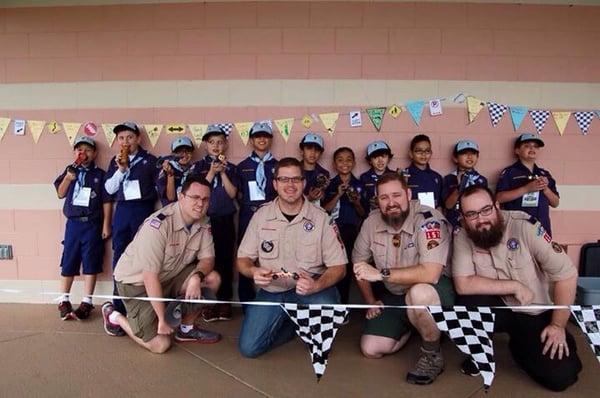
[149,219,162,229]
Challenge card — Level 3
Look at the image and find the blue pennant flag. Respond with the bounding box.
[406,100,425,126]
[509,106,528,131]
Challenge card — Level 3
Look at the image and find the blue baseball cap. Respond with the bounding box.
[299,133,324,150]
[249,121,273,137]
[366,140,392,158]
[113,121,140,135]
[171,136,194,152]
[73,136,96,149]
[454,139,479,154]
[202,124,227,141]
[515,133,545,148]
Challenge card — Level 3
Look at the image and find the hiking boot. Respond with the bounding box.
[175,327,221,344]
[101,302,125,337]
[74,302,94,320]
[58,301,75,321]
[460,357,480,377]
[217,304,232,321]
[201,305,219,322]
[406,347,444,385]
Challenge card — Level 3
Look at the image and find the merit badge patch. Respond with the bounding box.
[536,224,545,237]
[303,220,315,232]
[405,241,415,249]
[507,238,520,251]
[551,242,564,253]
[421,220,441,240]
[543,232,552,243]
[427,240,439,250]
[261,240,274,253]
[149,219,162,230]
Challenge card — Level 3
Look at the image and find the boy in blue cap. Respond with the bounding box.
[402,134,443,210]
[442,139,488,227]
[54,136,112,320]
[299,132,330,204]
[156,136,195,206]
[191,124,239,321]
[104,122,159,314]
[236,121,278,302]
[360,140,394,213]
[496,133,559,236]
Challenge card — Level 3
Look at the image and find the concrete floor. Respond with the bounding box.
[0,304,598,397]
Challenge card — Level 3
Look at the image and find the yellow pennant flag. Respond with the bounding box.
[102,124,117,147]
[466,96,485,124]
[275,118,294,143]
[319,112,339,136]
[48,121,62,134]
[165,124,186,135]
[302,115,313,129]
[552,111,571,136]
[235,122,253,146]
[0,117,11,142]
[388,104,402,119]
[63,122,81,146]
[144,124,163,148]
[188,124,208,147]
[27,120,46,144]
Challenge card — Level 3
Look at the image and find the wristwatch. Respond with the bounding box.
[380,268,391,280]
[193,270,206,282]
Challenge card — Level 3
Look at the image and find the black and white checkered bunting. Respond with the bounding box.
[429,306,496,389]
[570,305,600,363]
[215,123,233,137]
[529,110,551,134]
[574,112,595,135]
[281,303,349,381]
[487,102,508,127]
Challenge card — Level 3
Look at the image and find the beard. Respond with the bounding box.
[381,206,410,230]
[465,212,506,250]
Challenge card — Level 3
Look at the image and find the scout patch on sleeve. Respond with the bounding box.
[331,224,345,248]
[536,224,545,237]
[551,242,564,253]
[149,219,162,230]
[507,238,520,251]
[421,220,441,240]
[427,240,439,250]
[543,232,552,243]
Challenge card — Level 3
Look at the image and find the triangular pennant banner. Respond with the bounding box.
[144,124,163,147]
[429,306,496,390]
[188,124,208,147]
[406,100,425,126]
[366,107,386,132]
[0,117,11,142]
[281,303,348,381]
[509,106,528,131]
[48,121,62,134]
[63,122,81,146]
[570,305,600,363]
[552,111,571,136]
[388,104,402,119]
[102,124,117,147]
[165,124,186,135]
[319,113,339,136]
[574,111,595,135]
[216,123,233,137]
[274,118,294,143]
[235,122,253,146]
[466,96,485,124]
[27,120,46,144]
[302,115,313,129]
[529,110,551,134]
[487,102,508,127]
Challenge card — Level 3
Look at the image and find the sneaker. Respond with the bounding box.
[175,327,221,344]
[460,357,480,377]
[201,305,220,322]
[74,302,94,320]
[101,302,125,337]
[217,304,232,321]
[406,347,445,385]
[58,301,75,321]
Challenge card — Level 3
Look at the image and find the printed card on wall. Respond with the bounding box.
[429,99,443,116]
[349,111,362,127]
[14,119,25,136]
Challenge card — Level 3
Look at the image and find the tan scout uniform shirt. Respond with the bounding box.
[114,202,214,286]
[352,200,451,295]
[452,210,576,314]
[237,198,348,293]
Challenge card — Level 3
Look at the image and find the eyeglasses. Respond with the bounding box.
[182,193,209,204]
[413,149,432,155]
[462,204,494,220]
[275,176,305,184]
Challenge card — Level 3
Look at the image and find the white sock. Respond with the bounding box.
[82,296,93,305]
[180,324,194,333]
[59,294,70,303]
[108,311,121,325]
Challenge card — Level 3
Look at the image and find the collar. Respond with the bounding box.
[374,201,420,235]
[265,197,312,225]
[408,163,430,173]
[172,202,206,234]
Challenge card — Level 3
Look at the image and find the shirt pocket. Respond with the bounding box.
[507,255,536,285]
[258,229,280,263]
[370,243,387,269]
[296,241,318,266]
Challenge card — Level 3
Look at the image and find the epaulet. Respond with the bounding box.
[156,213,167,221]
[527,215,538,225]
[420,210,433,219]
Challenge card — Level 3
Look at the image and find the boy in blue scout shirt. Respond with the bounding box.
[191,124,239,321]
[402,134,443,210]
[360,140,394,213]
[236,121,278,302]
[299,132,330,204]
[54,136,112,320]
[441,139,488,227]
[104,121,159,314]
[496,133,559,236]
[156,136,195,206]
[322,147,367,303]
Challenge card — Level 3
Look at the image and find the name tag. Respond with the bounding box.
[72,187,91,207]
[248,181,265,201]
[521,191,539,207]
[418,192,435,208]
[123,179,142,200]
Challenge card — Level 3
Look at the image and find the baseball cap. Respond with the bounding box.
[249,121,273,137]
[113,121,140,135]
[366,140,392,158]
[454,139,479,154]
[515,133,545,148]
[299,133,324,150]
[171,136,194,152]
[73,136,96,149]
[202,124,227,141]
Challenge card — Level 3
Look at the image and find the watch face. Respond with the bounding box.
[381,268,391,278]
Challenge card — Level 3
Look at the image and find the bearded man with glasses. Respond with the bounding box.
[453,185,581,391]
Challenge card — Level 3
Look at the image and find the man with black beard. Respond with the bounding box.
[453,185,582,392]
[353,172,454,385]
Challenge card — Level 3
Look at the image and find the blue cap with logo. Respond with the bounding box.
[366,140,392,158]
[299,132,324,150]
[171,136,194,152]
[249,121,273,137]
[454,139,479,154]
[515,132,545,148]
[73,136,96,149]
[202,124,227,141]
[113,121,140,135]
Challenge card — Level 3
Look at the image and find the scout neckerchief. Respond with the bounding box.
[250,151,274,195]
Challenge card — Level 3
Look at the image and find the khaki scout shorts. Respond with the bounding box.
[363,275,455,340]
[117,264,196,343]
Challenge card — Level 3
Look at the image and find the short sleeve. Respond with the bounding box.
[416,217,451,266]
[452,230,476,277]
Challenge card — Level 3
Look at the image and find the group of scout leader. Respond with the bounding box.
[54,120,581,391]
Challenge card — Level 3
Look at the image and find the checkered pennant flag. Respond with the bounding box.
[429,306,496,389]
[487,102,508,127]
[281,303,349,381]
[215,123,233,137]
[529,110,551,134]
[570,305,600,363]
[574,112,595,135]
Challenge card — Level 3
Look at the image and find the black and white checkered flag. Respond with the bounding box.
[487,102,508,127]
[529,110,551,134]
[429,306,496,389]
[215,123,233,137]
[570,305,600,363]
[281,303,349,381]
[574,112,595,135]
